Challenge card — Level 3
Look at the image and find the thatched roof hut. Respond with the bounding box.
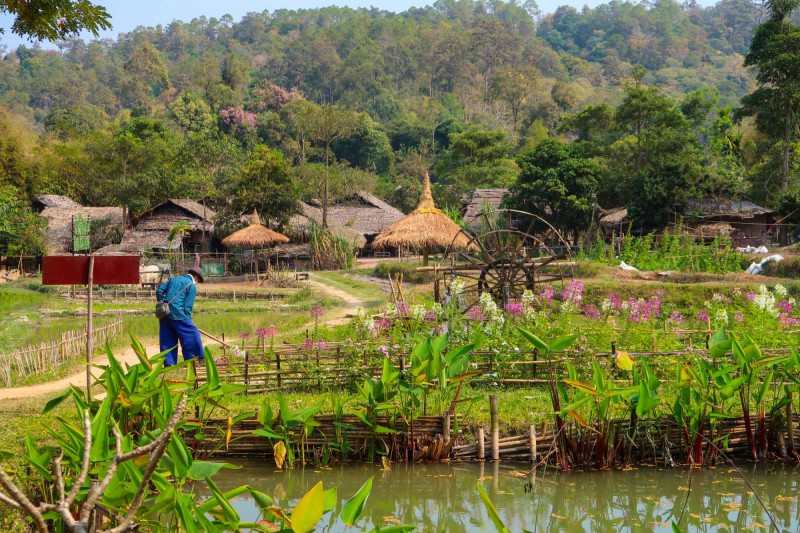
[373,172,475,265]
[221,211,289,249]
[289,192,403,249]
[121,199,216,253]
[40,206,125,254]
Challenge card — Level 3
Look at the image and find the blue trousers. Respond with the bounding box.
[159,318,204,366]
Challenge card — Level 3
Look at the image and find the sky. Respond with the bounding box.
[0,0,720,51]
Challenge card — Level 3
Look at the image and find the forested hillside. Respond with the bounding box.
[1,0,798,254]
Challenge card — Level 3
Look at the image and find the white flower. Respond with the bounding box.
[522,289,536,306]
[714,308,729,325]
[601,299,613,313]
[410,305,427,320]
[775,284,788,299]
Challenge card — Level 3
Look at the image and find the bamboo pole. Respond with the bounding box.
[490,395,499,461]
[530,425,537,462]
[86,255,95,402]
[477,427,485,460]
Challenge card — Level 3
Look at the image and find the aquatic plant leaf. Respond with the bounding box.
[323,487,337,513]
[342,476,374,525]
[563,379,598,396]
[205,475,240,525]
[291,481,324,533]
[615,351,634,371]
[549,334,578,353]
[566,409,590,429]
[248,486,274,510]
[273,440,287,469]
[205,354,220,389]
[477,482,512,533]
[42,387,72,414]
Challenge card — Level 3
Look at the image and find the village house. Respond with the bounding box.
[36,195,125,255]
[119,199,216,254]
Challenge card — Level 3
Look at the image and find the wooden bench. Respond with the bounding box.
[294,272,310,281]
[373,251,391,258]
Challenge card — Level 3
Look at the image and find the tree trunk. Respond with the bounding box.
[783,99,791,192]
[423,245,430,267]
[323,143,330,228]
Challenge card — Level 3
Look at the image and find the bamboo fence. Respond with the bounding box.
[0,318,123,387]
[60,288,283,301]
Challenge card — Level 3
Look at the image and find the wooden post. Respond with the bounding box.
[490,395,499,461]
[477,426,485,460]
[276,351,282,388]
[244,349,250,396]
[530,425,537,463]
[86,255,95,402]
[443,413,451,442]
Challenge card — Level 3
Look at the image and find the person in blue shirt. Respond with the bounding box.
[156,266,205,366]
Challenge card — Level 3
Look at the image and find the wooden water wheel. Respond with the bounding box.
[423,209,575,311]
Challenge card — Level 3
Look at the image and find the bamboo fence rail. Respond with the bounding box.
[0,318,123,387]
[60,288,283,301]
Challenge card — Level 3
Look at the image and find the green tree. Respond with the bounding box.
[505,137,600,242]
[738,0,800,193]
[0,0,111,41]
[120,43,171,113]
[217,145,300,234]
[169,90,215,133]
[434,125,518,206]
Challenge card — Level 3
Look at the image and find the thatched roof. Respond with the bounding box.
[221,211,290,249]
[289,192,403,247]
[686,198,773,219]
[463,189,508,225]
[34,194,82,210]
[373,172,476,251]
[134,199,215,232]
[40,206,124,254]
[599,207,629,228]
[688,222,737,238]
[120,230,181,251]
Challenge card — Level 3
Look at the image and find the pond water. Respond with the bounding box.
[204,460,800,532]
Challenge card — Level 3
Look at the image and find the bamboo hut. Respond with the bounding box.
[221,210,289,279]
[372,172,476,265]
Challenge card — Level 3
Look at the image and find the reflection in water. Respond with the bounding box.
[201,461,800,532]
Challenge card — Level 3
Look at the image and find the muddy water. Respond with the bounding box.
[204,460,800,531]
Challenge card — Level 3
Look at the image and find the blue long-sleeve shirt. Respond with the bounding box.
[156,275,197,321]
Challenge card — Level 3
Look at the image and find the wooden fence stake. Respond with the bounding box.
[490,395,499,461]
[477,427,485,460]
[443,413,451,442]
[530,425,537,462]
[244,350,250,396]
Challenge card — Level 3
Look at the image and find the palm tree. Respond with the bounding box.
[168,221,192,261]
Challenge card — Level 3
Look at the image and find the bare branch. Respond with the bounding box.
[53,451,66,502]
[0,491,23,510]
[0,469,47,532]
[79,424,123,523]
[106,394,188,533]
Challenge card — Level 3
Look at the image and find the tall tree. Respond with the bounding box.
[738,0,800,193]
[296,104,361,227]
[0,0,111,41]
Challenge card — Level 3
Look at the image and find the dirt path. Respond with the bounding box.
[0,343,162,401]
[306,274,369,326]
[0,276,373,400]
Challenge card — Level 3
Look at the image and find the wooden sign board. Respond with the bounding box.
[42,256,140,286]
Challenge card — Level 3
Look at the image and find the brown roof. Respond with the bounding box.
[373,172,476,251]
[120,230,181,251]
[134,199,215,232]
[34,194,82,209]
[599,207,629,228]
[290,192,403,246]
[221,210,290,248]
[686,198,773,218]
[463,189,508,226]
[40,206,124,254]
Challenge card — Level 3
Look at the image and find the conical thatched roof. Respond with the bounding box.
[373,172,475,250]
[221,210,290,248]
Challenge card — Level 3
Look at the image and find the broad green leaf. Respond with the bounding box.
[188,461,238,480]
[205,355,220,389]
[515,326,548,354]
[248,486,274,510]
[323,487,337,513]
[42,388,72,414]
[341,476,373,525]
[205,476,240,525]
[291,481,324,533]
[477,482,511,533]
[549,334,578,353]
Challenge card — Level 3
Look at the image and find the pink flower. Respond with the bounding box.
[583,304,601,320]
[240,332,251,340]
[315,339,326,349]
[696,310,709,322]
[746,292,756,302]
[669,311,684,325]
[266,325,278,337]
[302,338,314,350]
[310,306,324,318]
[377,345,389,356]
[779,314,799,327]
[424,310,437,322]
[607,293,622,310]
[734,311,744,323]
[397,302,410,317]
[469,306,485,321]
[778,299,793,314]
[561,279,584,304]
[541,286,555,307]
[504,301,524,316]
